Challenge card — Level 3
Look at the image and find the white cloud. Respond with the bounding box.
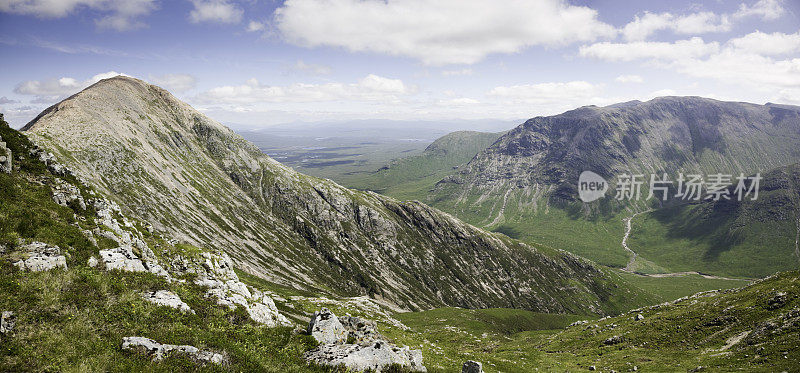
[442,69,473,76]
[673,49,800,88]
[621,0,785,42]
[438,98,480,106]
[196,74,414,104]
[0,96,18,104]
[729,30,800,55]
[189,0,242,24]
[0,0,157,31]
[733,0,785,20]
[148,73,197,92]
[290,60,331,75]
[487,81,601,104]
[615,75,644,83]
[579,37,719,62]
[14,71,129,102]
[274,0,616,65]
[246,20,264,32]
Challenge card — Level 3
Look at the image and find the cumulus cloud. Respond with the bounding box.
[0,0,157,31]
[0,96,18,104]
[615,75,644,83]
[196,74,414,104]
[729,30,800,55]
[148,73,197,92]
[14,71,129,103]
[189,0,242,24]
[581,29,800,94]
[621,0,785,41]
[487,81,601,104]
[274,0,616,65]
[579,38,719,62]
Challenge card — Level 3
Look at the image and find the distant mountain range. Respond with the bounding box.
[351,97,800,278]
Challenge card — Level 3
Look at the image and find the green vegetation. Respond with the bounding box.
[617,271,748,301]
[345,131,501,201]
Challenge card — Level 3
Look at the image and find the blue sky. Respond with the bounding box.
[1,0,799,129]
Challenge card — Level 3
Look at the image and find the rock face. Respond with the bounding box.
[0,134,11,173]
[121,336,226,365]
[143,290,194,314]
[22,76,645,315]
[305,308,426,372]
[462,360,483,373]
[12,242,67,272]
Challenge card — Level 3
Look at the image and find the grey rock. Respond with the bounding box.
[121,336,226,365]
[305,340,426,372]
[603,335,624,345]
[462,360,483,373]
[87,256,99,267]
[143,290,194,314]
[0,311,15,334]
[0,135,11,174]
[51,178,85,210]
[12,242,67,272]
[634,313,644,321]
[305,308,426,372]
[308,308,347,344]
[99,246,147,272]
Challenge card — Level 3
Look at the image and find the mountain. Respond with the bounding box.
[346,130,502,201]
[628,163,800,278]
[428,97,800,274]
[21,76,649,315]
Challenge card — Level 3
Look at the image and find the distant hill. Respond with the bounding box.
[346,130,502,200]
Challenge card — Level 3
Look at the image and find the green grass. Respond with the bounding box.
[617,271,748,301]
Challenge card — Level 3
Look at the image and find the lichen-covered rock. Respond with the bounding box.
[99,246,147,272]
[51,178,85,210]
[305,308,426,372]
[306,340,426,372]
[121,336,226,365]
[0,135,11,174]
[0,311,15,335]
[171,251,290,327]
[308,308,347,344]
[143,290,194,314]
[462,360,483,373]
[12,242,67,272]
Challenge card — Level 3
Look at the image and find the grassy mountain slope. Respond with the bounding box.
[21,76,650,315]
[0,115,323,372]
[628,163,800,278]
[424,98,800,275]
[345,131,501,201]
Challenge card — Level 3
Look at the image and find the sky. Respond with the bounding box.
[1,0,799,130]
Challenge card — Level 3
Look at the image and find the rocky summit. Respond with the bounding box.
[22,76,647,315]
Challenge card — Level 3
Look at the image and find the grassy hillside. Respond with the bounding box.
[345,131,501,201]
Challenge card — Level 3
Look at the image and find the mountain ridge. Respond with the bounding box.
[22,76,650,315]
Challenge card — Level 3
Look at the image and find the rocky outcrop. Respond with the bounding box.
[143,290,194,314]
[305,308,426,372]
[51,178,85,210]
[169,251,290,327]
[12,242,67,272]
[121,336,226,365]
[0,134,11,173]
[462,360,483,373]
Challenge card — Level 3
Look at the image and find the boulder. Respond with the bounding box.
[462,360,483,373]
[99,246,147,272]
[1,311,15,335]
[306,340,426,372]
[143,290,194,314]
[121,336,226,365]
[305,308,426,372]
[12,242,67,272]
[0,135,11,174]
[308,308,347,344]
